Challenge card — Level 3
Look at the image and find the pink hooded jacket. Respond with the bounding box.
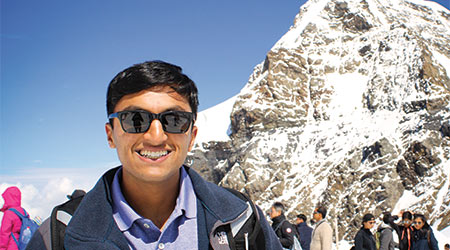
[0,186,24,250]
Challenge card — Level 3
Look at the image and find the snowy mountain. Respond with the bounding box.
[190,0,450,241]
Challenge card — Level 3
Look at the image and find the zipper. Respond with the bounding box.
[244,232,249,250]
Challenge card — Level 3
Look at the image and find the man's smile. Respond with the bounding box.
[137,150,170,160]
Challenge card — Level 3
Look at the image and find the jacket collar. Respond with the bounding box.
[66,166,248,245]
[184,166,247,222]
[65,167,129,248]
[271,214,286,226]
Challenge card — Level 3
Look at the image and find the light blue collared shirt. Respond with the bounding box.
[111,167,198,250]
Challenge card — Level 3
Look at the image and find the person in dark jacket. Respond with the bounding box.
[378,212,398,250]
[270,202,296,249]
[26,61,281,250]
[389,211,415,250]
[296,214,313,250]
[354,213,376,250]
[412,214,438,250]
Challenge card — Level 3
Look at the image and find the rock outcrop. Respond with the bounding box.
[189,0,450,241]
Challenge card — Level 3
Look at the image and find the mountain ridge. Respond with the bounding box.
[190,0,450,241]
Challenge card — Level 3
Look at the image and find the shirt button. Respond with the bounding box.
[143,223,150,229]
[158,243,165,249]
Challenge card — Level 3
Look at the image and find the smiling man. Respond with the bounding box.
[27,61,281,250]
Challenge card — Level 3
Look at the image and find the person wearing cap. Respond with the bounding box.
[354,213,377,250]
[296,214,313,250]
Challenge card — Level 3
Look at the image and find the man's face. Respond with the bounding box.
[106,86,197,187]
[313,208,322,222]
[296,217,303,225]
[270,207,280,219]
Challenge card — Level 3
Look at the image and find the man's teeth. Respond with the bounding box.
[139,150,169,159]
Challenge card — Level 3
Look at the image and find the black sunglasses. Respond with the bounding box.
[109,110,194,134]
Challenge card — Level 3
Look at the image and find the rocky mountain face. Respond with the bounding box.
[189,0,450,241]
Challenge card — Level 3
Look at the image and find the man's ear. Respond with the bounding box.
[105,123,116,148]
[188,125,198,151]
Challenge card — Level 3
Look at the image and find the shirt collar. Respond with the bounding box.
[111,167,197,231]
[177,166,197,219]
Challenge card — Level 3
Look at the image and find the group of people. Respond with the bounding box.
[354,211,440,250]
[268,202,333,250]
[266,201,445,250]
[1,60,448,250]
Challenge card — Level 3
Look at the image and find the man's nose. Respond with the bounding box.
[143,119,168,144]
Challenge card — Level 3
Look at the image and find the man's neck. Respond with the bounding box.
[121,171,180,229]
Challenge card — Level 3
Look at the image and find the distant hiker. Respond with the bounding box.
[269,202,297,249]
[354,213,376,250]
[27,189,86,250]
[444,243,449,250]
[296,214,313,250]
[411,214,438,250]
[378,212,398,250]
[26,60,281,250]
[388,211,415,250]
[310,206,333,250]
[0,186,26,250]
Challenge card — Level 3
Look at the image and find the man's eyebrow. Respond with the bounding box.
[120,105,189,112]
[121,105,145,111]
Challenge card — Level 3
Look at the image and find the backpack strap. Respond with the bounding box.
[7,208,28,247]
[274,219,287,232]
[50,194,85,250]
[224,187,265,250]
[8,208,27,219]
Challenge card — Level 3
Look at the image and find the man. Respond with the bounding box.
[378,212,397,250]
[27,61,281,249]
[310,206,333,250]
[270,202,297,249]
[296,214,313,250]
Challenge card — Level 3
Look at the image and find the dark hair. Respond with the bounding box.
[362,213,375,226]
[402,211,413,220]
[297,214,307,222]
[413,214,430,229]
[106,60,199,121]
[272,202,285,214]
[444,243,449,249]
[382,212,392,224]
[316,206,327,218]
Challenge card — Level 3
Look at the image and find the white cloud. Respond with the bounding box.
[0,163,117,223]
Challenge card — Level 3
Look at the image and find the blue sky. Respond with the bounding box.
[1,0,449,176]
[1,1,306,174]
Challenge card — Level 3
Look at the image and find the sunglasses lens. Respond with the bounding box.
[120,111,151,133]
[160,111,192,133]
[116,110,192,134]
